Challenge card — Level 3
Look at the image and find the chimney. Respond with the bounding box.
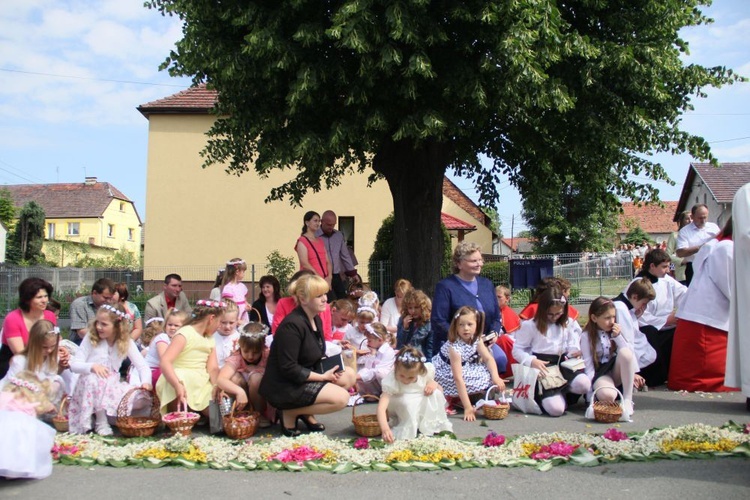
[85,176,97,186]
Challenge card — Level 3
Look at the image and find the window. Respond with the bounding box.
[47,223,55,240]
[67,222,79,236]
[119,202,125,212]
[128,228,134,241]
[108,224,115,238]
[338,216,355,254]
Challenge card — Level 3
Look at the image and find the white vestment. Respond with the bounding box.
[726,183,750,396]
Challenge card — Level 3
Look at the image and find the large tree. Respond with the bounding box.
[149,0,738,292]
[8,201,45,265]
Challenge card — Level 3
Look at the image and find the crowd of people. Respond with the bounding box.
[1,197,748,480]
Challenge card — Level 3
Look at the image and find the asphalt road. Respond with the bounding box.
[1,387,748,499]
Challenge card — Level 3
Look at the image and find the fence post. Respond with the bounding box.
[378,261,385,299]
[125,272,132,289]
[250,264,256,303]
[6,271,12,314]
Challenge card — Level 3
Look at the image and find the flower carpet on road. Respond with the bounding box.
[52,421,750,473]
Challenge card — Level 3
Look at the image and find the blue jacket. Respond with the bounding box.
[431,275,502,347]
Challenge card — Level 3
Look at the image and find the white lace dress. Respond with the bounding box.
[381,363,453,440]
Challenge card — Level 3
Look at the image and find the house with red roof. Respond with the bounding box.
[4,177,142,266]
[137,85,494,281]
[617,201,679,245]
[674,162,750,228]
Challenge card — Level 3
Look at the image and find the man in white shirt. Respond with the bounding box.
[676,203,720,285]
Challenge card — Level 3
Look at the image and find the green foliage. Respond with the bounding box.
[0,188,17,229]
[369,213,395,263]
[479,261,510,287]
[266,250,296,294]
[148,0,740,283]
[481,206,502,238]
[621,226,656,246]
[8,201,45,265]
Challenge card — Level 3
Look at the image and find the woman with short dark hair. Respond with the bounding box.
[249,275,280,329]
[1,278,57,377]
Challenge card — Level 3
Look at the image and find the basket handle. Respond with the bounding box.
[249,307,262,322]
[228,398,254,420]
[590,386,624,403]
[117,386,159,419]
[351,394,379,420]
[57,395,69,418]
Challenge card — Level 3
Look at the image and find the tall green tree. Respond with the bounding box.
[9,201,46,265]
[0,189,16,230]
[149,0,738,291]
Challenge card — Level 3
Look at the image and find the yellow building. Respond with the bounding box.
[5,178,142,266]
[138,86,495,282]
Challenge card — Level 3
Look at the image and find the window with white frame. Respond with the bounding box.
[128,228,134,241]
[47,223,56,239]
[108,224,115,238]
[67,222,80,236]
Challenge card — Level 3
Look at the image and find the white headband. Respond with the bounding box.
[145,317,164,326]
[364,324,382,339]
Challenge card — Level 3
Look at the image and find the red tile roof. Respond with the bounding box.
[618,201,678,234]
[501,237,533,252]
[3,180,141,223]
[138,84,218,117]
[441,212,476,231]
[441,177,490,227]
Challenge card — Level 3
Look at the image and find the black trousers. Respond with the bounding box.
[685,262,694,286]
[638,325,676,387]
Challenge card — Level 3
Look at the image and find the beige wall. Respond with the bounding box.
[441,197,494,252]
[100,200,142,255]
[144,114,394,281]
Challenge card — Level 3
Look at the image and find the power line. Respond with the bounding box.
[708,135,750,144]
[0,68,187,88]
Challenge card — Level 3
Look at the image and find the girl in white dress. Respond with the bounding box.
[0,371,56,479]
[377,346,453,443]
[68,304,151,435]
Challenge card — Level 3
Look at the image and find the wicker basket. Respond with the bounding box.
[163,402,201,436]
[116,388,161,437]
[482,385,510,420]
[223,400,260,440]
[52,395,70,433]
[591,387,624,424]
[352,394,381,437]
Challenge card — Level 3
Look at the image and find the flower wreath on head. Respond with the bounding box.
[196,299,226,309]
[358,291,379,308]
[364,323,382,339]
[240,322,270,338]
[398,352,426,364]
[8,376,40,393]
[226,259,245,267]
[99,304,130,321]
[145,317,164,327]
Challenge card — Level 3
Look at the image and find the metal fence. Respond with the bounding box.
[1,252,635,317]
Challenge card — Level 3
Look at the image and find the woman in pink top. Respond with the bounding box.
[0,278,58,378]
[295,211,332,288]
[271,270,332,338]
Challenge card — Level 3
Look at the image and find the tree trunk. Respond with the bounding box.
[373,139,451,294]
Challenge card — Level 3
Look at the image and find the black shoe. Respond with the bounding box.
[297,415,325,432]
[279,410,301,437]
[746,397,750,412]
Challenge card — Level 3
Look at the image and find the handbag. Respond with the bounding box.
[302,236,328,278]
[538,364,568,391]
[511,363,542,415]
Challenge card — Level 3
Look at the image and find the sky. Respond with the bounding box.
[1,0,749,236]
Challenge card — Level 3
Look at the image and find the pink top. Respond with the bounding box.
[296,236,328,278]
[272,297,332,340]
[222,281,249,321]
[224,346,270,377]
[1,309,57,348]
[0,392,38,417]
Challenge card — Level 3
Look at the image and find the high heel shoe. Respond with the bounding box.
[278,410,301,437]
[297,414,325,432]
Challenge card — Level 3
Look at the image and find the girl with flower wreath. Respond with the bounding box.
[69,304,151,435]
[0,371,56,479]
[377,346,452,443]
[0,319,68,407]
[432,306,505,421]
[220,258,249,323]
[156,300,224,417]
